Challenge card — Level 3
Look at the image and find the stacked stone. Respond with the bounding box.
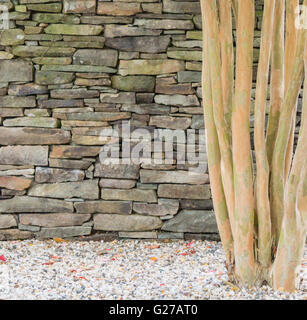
[0,0,267,241]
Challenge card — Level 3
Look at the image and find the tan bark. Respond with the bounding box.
[202,0,235,232]
[284,0,299,183]
[270,25,306,246]
[232,0,257,285]
[200,0,234,274]
[254,0,275,268]
[218,0,234,133]
[266,0,285,167]
[272,55,307,290]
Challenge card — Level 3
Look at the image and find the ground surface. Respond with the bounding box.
[0,239,306,300]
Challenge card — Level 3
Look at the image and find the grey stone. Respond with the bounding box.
[0,215,17,229]
[35,167,85,183]
[94,214,163,231]
[154,94,199,106]
[133,199,179,216]
[75,200,132,214]
[119,231,157,239]
[28,180,99,200]
[37,226,92,239]
[104,24,161,38]
[162,210,218,233]
[0,196,74,213]
[158,184,211,199]
[101,189,157,203]
[0,128,71,145]
[111,76,155,92]
[0,60,33,82]
[140,170,209,184]
[20,214,91,228]
[0,229,33,240]
[105,36,170,53]
[0,146,48,165]
[73,49,118,67]
[94,163,139,179]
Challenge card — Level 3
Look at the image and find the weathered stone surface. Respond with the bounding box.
[101,189,157,203]
[20,214,91,228]
[0,196,74,213]
[0,215,17,229]
[133,199,179,216]
[49,159,92,170]
[104,25,161,38]
[94,163,139,179]
[37,226,92,239]
[178,71,201,83]
[0,176,32,191]
[167,50,202,61]
[45,24,103,36]
[32,57,72,65]
[149,116,191,129]
[105,36,170,53]
[0,29,25,46]
[32,13,80,24]
[97,2,141,16]
[121,103,169,115]
[0,229,33,241]
[63,0,96,13]
[51,89,99,99]
[154,94,199,106]
[94,214,162,231]
[28,180,99,200]
[156,77,194,95]
[163,0,200,14]
[3,117,59,128]
[0,96,36,109]
[119,59,185,76]
[191,115,204,129]
[134,19,194,30]
[42,64,116,73]
[140,170,209,185]
[13,46,76,57]
[35,167,85,183]
[75,200,132,214]
[99,179,136,189]
[50,146,101,159]
[180,199,213,210]
[8,83,48,96]
[35,71,74,85]
[111,76,155,92]
[27,3,62,12]
[162,210,218,233]
[158,184,211,200]
[39,99,84,109]
[0,109,23,118]
[0,128,71,145]
[100,92,136,104]
[73,49,118,67]
[0,60,32,82]
[0,146,48,166]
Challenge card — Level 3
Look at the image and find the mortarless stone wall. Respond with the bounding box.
[0,0,268,241]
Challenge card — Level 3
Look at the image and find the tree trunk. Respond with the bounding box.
[200,0,307,292]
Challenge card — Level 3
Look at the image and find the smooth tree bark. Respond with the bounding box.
[200,0,307,292]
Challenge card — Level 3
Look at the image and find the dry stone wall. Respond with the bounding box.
[0,0,265,241]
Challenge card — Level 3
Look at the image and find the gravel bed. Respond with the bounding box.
[0,239,306,300]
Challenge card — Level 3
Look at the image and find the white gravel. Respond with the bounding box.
[0,239,306,300]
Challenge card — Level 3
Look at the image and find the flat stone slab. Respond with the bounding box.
[0,196,74,213]
[75,200,132,214]
[0,146,48,166]
[37,226,92,239]
[0,60,33,82]
[161,210,218,233]
[28,180,99,200]
[20,214,91,228]
[0,128,71,145]
[94,214,163,231]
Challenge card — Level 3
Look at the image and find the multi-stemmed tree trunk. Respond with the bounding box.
[200,0,307,292]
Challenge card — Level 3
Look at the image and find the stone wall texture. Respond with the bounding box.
[0,0,270,241]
